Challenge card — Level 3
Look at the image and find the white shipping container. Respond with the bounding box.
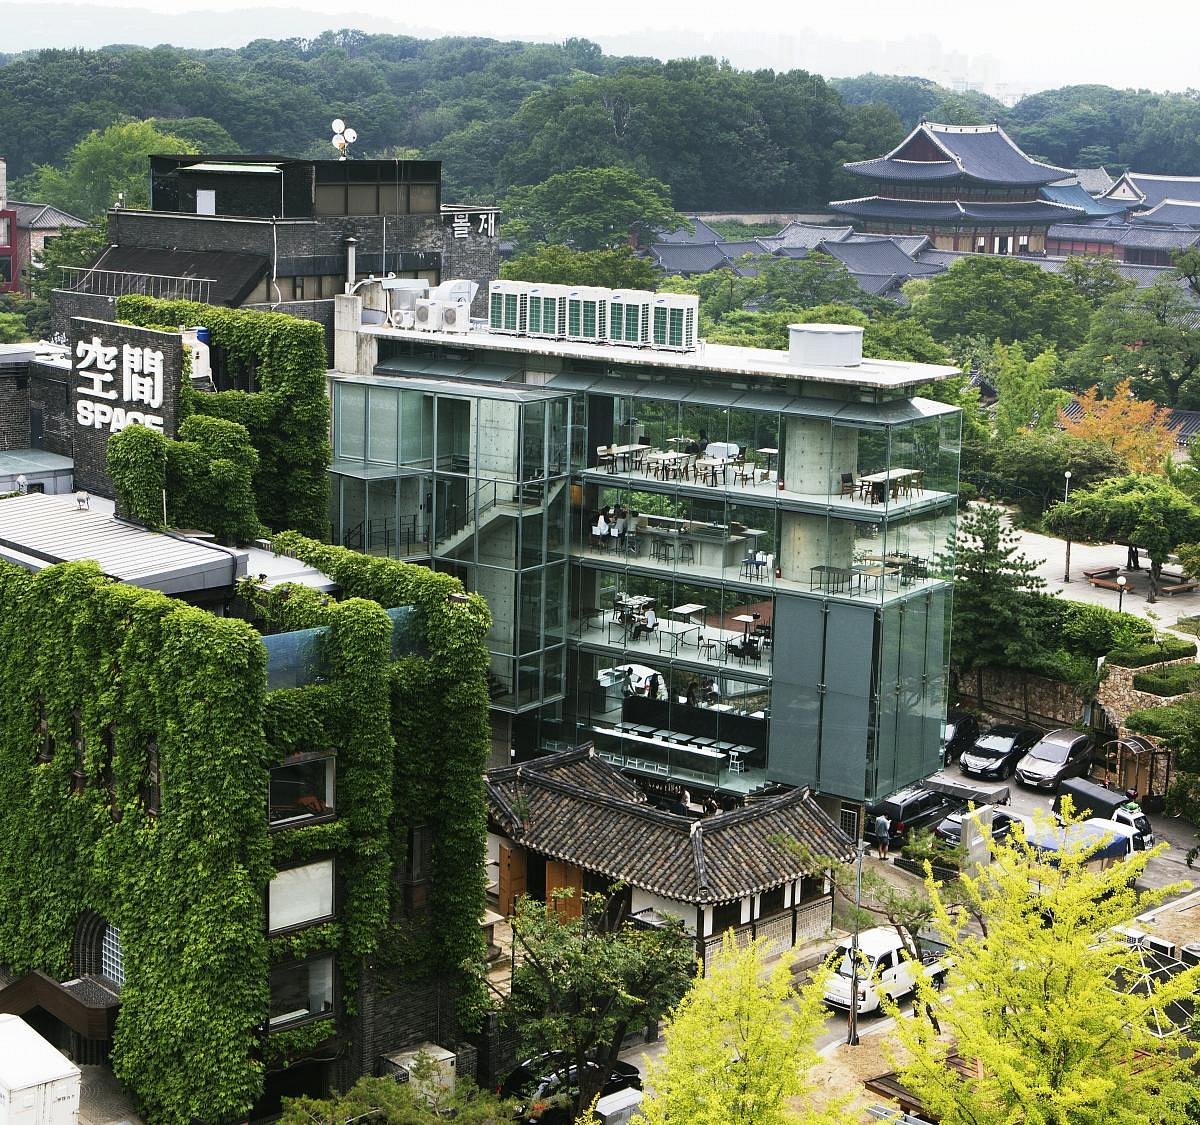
[0,1015,81,1125]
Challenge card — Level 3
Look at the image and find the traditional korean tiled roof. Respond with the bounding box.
[1070,167,1115,196]
[1060,398,1200,447]
[828,196,1083,225]
[816,236,941,278]
[11,200,89,231]
[1118,226,1200,252]
[912,247,1183,291]
[845,233,931,255]
[1104,173,1200,210]
[1039,182,1127,217]
[1046,220,1123,244]
[758,222,854,251]
[486,748,853,905]
[844,122,1072,186]
[719,239,772,258]
[650,241,732,275]
[1133,199,1200,227]
[655,217,724,245]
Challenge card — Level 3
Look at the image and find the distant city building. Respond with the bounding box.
[829,122,1080,254]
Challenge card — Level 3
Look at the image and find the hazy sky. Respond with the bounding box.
[8,0,1200,96]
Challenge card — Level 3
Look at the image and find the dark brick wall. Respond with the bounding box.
[68,318,184,499]
[29,360,71,457]
[0,374,30,450]
[50,290,118,341]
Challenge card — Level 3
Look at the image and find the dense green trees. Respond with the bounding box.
[499,166,685,252]
[19,119,196,219]
[911,257,1092,355]
[501,244,660,288]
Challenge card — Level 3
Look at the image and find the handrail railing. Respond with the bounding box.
[58,266,215,303]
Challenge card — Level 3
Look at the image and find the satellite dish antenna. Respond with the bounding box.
[330,118,358,160]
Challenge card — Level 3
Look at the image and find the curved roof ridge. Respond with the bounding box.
[881,121,962,168]
[991,123,1074,177]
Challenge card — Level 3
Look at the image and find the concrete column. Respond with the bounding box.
[779,512,856,582]
[781,416,858,497]
[333,293,377,375]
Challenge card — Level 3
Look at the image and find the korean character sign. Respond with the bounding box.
[71,319,177,435]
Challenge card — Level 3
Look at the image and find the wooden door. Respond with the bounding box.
[498,840,527,916]
[545,859,585,920]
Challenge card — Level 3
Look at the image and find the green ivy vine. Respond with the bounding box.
[114,296,331,539]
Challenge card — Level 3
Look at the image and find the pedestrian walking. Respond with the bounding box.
[875,811,892,859]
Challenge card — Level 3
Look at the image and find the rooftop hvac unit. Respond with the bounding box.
[414,298,443,332]
[651,293,700,351]
[441,301,470,334]
[389,309,416,329]
[1181,942,1200,966]
[527,284,570,339]
[383,278,430,325]
[431,278,479,307]
[380,1043,456,1104]
[1143,934,1178,959]
[565,286,610,343]
[608,289,654,347]
[489,280,531,334]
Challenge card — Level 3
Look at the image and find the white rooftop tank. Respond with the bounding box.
[788,323,864,368]
[0,1014,81,1125]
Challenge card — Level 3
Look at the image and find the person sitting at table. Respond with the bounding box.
[644,671,663,700]
[631,607,658,642]
[685,680,699,707]
[685,438,700,455]
[613,509,628,539]
[596,511,609,537]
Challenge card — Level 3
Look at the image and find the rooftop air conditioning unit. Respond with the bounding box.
[489,280,530,334]
[389,309,415,329]
[414,298,443,332]
[1143,934,1177,959]
[527,284,569,340]
[608,289,654,347]
[380,1043,456,1104]
[650,292,700,352]
[565,286,610,343]
[441,301,470,334]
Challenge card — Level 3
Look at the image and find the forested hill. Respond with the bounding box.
[3,32,1200,210]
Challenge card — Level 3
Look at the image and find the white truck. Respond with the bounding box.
[0,1014,80,1125]
[823,927,950,1015]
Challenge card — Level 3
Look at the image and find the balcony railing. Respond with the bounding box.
[58,266,214,303]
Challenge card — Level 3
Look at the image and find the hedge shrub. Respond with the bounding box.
[1132,664,1200,696]
[1107,636,1198,668]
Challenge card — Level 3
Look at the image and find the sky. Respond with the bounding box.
[6,0,1198,97]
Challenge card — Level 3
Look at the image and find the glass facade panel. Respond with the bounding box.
[336,384,366,460]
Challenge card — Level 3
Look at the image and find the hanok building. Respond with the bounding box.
[329,279,962,834]
[829,122,1081,255]
[486,748,854,970]
[50,154,499,354]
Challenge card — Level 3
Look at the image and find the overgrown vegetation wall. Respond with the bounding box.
[0,560,272,1123]
[115,296,331,539]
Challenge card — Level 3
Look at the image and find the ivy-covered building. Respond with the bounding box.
[0,526,493,1122]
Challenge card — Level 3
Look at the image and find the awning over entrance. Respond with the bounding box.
[0,971,119,1041]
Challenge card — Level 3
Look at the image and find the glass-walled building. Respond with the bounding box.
[329,304,962,808]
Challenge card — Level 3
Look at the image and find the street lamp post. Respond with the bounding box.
[1063,470,1073,583]
[846,838,867,1047]
[1118,574,1127,613]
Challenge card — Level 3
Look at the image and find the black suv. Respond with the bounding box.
[959,723,1042,781]
[942,711,981,767]
[867,785,963,846]
[499,1054,641,1124]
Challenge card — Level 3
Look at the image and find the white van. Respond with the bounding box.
[823,927,949,1015]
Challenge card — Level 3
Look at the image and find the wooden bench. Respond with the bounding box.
[1160,580,1199,596]
[1087,575,1124,591]
[1083,565,1120,580]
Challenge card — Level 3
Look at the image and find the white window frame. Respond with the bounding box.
[268,858,335,933]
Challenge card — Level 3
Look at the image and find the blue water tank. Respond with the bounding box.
[194,326,210,346]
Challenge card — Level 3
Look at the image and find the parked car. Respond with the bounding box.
[933,807,1025,846]
[1014,728,1093,790]
[499,1053,641,1125]
[959,723,1042,781]
[867,785,962,846]
[1053,776,1155,848]
[823,926,950,1014]
[942,711,981,767]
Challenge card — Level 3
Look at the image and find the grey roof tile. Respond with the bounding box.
[486,749,853,904]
